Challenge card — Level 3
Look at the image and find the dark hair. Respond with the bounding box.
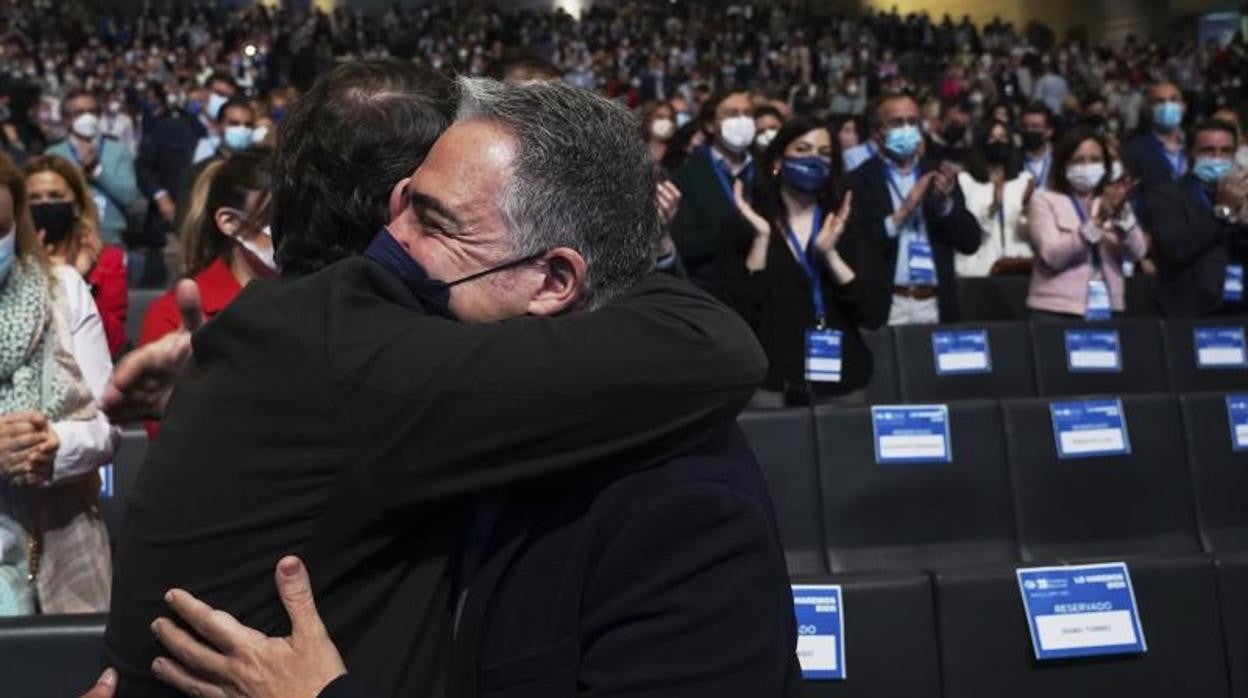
[1050,127,1111,194]
[207,72,238,92]
[699,89,750,135]
[754,105,783,123]
[271,59,457,277]
[1191,119,1240,148]
[965,119,1023,183]
[871,92,919,133]
[939,97,969,118]
[185,147,272,277]
[754,114,844,229]
[217,97,253,123]
[828,113,865,146]
[490,50,560,82]
[1020,102,1054,129]
[60,88,96,114]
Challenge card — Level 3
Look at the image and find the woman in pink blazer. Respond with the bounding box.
[1027,128,1147,319]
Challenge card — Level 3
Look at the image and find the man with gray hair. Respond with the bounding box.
[101,76,789,698]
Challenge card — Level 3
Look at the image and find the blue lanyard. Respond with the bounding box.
[1192,184,1214,212]
[782,204,828,326]
[707,146,753,209]
[1027,154,1050,187]
[883,163,920,232]
[1153,135,1187,179]
[1068,194,1104,271]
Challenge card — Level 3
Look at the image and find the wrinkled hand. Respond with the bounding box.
[79,668,118,698]
[734,178,771,238]
[1216,169,1248,210]
[1098,177,1137,221]
[656,180,682,228]
[0,411,57,486]
[101,280,203,423]
[150,556,347,698]
[814,191,853,255]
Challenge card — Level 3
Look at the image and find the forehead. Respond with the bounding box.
[717,94,752,113]
[881,97,919,119]
[66,95,96,109]
[26,170,70,191]
[791,127,831,146]
[1195,129,1235,147]
[1150,83,1180,99]
[411,118,516,211]
[1073,138,1104,157]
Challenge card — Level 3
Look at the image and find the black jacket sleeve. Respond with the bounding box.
[843,171,895,330]
[925,182,983,256]
[317,675,370,698]
[713,214,767,329]
[135,125,165,200]
[331,264,769,509]
[1148,182,1248,266]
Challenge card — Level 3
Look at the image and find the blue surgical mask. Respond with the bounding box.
[206,92,228,121]
[884,125,922,160]
[781,156,833,194]
[223,125,254,152]
[1193,156,1234,185]
[1152,101,1183,132]
[363,228,546,318]
[0,229,15,286]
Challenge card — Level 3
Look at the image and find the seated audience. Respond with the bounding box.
[1027,128,1146,319]
[0,152,116,615]
[24,155,128,356]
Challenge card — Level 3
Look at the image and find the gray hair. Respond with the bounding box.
[454,77,658,309]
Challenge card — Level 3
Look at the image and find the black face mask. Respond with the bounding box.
[1084,114,1107,131]
[363,228,545,319]
[1021,131,1047,151]
[941,123,967,144]
[984,141,1013,165]
[30,202,77,247]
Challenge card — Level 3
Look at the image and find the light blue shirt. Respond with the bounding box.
[843,141,875,173]
[1024,150,1052,190]
[882,167,939,287]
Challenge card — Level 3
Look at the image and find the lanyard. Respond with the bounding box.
[1153,135,1187,179]
[884,162,920,232]
[782,204,827,326]
[1068,194,1104,272]
[997,199,1008,253]
[708,146,753,209]
[1027,154,1050,188]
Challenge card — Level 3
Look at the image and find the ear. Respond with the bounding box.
[388,177,410,221]
[525,247,587,317]
[214,207,242,238]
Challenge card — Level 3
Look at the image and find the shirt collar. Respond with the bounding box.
[194,256,244,315]
[708,144,752,177]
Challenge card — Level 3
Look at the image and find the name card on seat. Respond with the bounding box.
[932,329,992,375]
[1050,398,1131,458]
[871,405,952,464]
[1227,395,1248,451]
[792,584,846,680]
[1195,327,1248,369]
[1065,329,1121,372]
[1017,562,1146,660]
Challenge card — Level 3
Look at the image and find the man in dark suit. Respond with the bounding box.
[845,93,982,325]
[102,77,772,698]
[669,91,757,291]
[1147,119,1248,316]
[1122,81,1188,227]
[133,74,238,288]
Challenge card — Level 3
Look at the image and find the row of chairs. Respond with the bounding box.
[955,274,1163,322]
[860,316,1248,404]
[740,397,1248,696]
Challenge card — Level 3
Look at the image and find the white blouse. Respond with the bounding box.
[50,265,118,483]
[955,171,1035,278]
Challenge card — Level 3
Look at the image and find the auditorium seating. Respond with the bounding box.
[1162,317,1248,394]
[814,401,1018,572]
[893,322,1037,401]
[125,289,165,349]
[957,275,1030,321]
[0,614,106,696]
[1029,318,1170,397]
[1179,393,1248,554]
[101,428,149,543]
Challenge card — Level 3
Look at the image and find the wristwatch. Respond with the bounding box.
[1214,205,1235,223]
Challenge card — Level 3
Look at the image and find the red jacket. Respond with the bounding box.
[138,257,242,439]
[87,245,128,356]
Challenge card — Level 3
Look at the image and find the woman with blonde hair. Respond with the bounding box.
[0,152,116,615]
[24,155,128,355]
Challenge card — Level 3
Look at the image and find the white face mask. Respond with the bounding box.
[206,92,228,121]
[238,224,276,272]
[1066,162,1106,193]
[719,115,757,154]
[71,112,100,140]
[251,125,270,145]
[754,128,778,149]
[650,118,675,140]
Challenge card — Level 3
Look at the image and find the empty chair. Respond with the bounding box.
[894,322,1037,402]
[101,429,149,543]
[936,555,1230,698]
[794,571,941,698]
[1180,393,1248,553]
[1122,275,1160,318]
[1162,317,1248,393]
[814,401,1018,572]
[1004,394,1201,561]
[957,275,1030,321]
[0,614,107,696]
[859,326,898,405]
[125,288,166,349]
[738,409,826,574]
[1029,318,1170,397]
[1216,553,1248,698]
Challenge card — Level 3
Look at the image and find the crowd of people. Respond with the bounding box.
[0,3,1246,694]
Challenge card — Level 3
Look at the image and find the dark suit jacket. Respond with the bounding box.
[1146,173,1248,316]
[104,258,767,697]
[715,213,883,397]
[1122,132,1185,229]
[134,108,207,246]
[322,426,801,698]
[670,147,750,292]
[844,155,982,322]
